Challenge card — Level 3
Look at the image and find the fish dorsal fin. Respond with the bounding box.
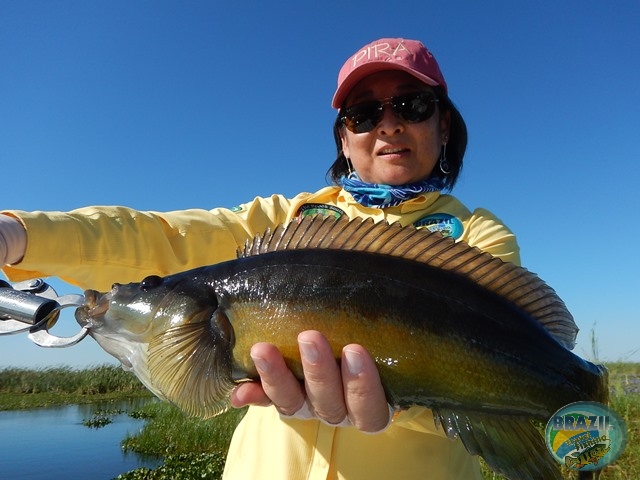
[241,215,578,350]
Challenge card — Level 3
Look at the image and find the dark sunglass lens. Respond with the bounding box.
[394,93,436,122]
[342,102,382,133]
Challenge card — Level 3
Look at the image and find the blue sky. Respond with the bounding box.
[1,0,639,368]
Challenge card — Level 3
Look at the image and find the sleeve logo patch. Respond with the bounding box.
[413,213,463,239]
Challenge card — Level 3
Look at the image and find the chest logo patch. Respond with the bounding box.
[296,203,345,220]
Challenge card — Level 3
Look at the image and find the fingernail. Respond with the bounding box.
[299,340,319,364]
[251,354,269,373]
[344,349,363,376]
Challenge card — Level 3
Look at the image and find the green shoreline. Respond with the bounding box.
[0,390,152,410]
[1,364,638,479]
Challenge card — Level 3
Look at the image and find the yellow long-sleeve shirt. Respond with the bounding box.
[2,186,520,479]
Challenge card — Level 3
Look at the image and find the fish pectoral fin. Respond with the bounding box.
[434,409,562,480]
[148,313,236,419]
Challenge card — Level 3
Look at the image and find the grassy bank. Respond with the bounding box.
[116,401,246,480]
[0,365,151,410]
[1,363,638,479]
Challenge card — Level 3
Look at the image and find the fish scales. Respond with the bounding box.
[75,215,608,480]
[214,248,602,417]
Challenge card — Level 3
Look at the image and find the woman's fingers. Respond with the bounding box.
[229,342,305,413]
[341,344,391,432]
[250,342,306,415]
[230,332,392,434]
[298,330,347,424]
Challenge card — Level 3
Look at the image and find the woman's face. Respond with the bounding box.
[339,71,450,185]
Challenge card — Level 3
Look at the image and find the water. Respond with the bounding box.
[0,399,162,480]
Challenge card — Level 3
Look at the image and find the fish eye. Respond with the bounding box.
[140,275,164,291]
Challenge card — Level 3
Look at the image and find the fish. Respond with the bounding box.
[565,441,611,469]
[74,215,608,480]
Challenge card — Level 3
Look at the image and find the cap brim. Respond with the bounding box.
[331,62,441,109]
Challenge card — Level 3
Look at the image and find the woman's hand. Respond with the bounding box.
[0,214,27,265]
[230,330,392,433]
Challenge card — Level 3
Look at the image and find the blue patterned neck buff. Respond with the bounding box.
[340,173,444,208]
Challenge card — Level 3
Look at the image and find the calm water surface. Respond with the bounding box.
[0,399,161,479]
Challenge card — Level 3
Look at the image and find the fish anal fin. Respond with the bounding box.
[434,409,563,480]
[148,309,236,419]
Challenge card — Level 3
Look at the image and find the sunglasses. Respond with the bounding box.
[340,92,439,134]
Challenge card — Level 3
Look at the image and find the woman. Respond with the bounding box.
[1,38,519,478]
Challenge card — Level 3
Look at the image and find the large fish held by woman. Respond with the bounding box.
[75,215,608,480]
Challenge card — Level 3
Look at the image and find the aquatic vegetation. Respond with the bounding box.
[114,453,226,480]
[82,413,113,428]
[81,408,126,428]
[0,365,146,396]
[118,402,245,479]
[0,365,150,410]
[121,402,246,457]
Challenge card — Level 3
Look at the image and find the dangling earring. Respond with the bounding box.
[439,143,451,175]
[346,158,357,179]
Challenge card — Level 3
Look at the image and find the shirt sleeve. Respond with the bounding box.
[1,194,294,291]
[463,208,521,266]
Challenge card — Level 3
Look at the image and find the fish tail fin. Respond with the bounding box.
[571,360,609,405]
[595,363,609,405]
[434,409,563,480]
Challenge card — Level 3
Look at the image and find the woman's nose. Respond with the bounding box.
[376,105,403,134]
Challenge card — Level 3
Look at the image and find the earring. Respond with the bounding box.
[346,158,357,179]
[439,144,451,175]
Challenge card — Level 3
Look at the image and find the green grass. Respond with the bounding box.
[0,365,151,410]
[0,365,146,395]
[121,401,246,457]
[116,401,246,479]
[114,453,227,480]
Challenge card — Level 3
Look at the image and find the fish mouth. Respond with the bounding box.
[75,289,110,327]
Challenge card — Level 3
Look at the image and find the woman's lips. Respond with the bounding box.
[378,146,410,157]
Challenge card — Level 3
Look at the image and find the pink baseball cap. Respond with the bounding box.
[332,38,447,109]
